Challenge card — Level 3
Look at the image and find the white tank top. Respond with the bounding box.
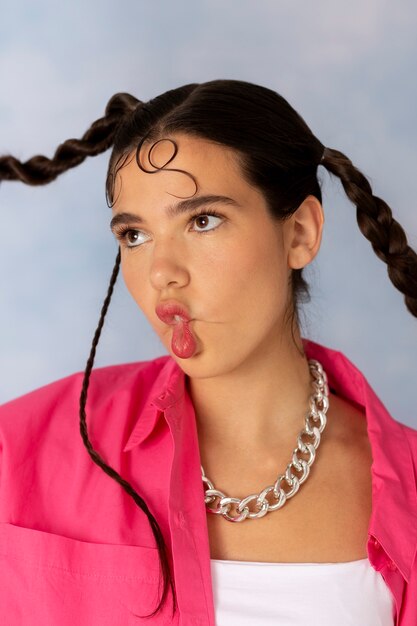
[210,557,396,625]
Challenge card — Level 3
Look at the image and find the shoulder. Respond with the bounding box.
[0,355,170,441]
[1,355,169,407]
[399,420,417,459]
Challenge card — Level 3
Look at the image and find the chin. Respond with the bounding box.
[181,350,244,380]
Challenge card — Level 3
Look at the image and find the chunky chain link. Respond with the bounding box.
[201,358,330,522]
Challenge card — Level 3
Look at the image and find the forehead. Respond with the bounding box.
[111,133,257,210]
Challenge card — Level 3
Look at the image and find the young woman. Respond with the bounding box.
[0,79,416,626]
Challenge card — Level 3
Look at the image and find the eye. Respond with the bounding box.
[189,209,224,233]
[112,226,148,249]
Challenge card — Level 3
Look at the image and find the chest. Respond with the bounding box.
[205,409,373,563]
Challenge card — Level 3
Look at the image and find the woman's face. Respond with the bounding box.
[110,133,300,377]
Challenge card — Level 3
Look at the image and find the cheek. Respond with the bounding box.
[121,261,138,300]
[195,241,289,369]
[121,261,167,342]
[215,236,287,316]
[121,259,149,312]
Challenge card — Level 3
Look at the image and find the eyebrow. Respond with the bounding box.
[109,194,241,232]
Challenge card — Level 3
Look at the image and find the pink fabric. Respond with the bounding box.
[0,337,416,625]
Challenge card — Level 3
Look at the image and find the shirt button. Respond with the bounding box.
[387,560,397,571]
[372,538,381,549]
[176,511,186,528]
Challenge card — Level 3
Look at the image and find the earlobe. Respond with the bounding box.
[286,195,324,270]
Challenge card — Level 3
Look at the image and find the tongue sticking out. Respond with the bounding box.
[171,320,197,358]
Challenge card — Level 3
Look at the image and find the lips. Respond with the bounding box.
[155,300,192,325]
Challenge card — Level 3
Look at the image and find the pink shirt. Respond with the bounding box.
[0,337,416,625]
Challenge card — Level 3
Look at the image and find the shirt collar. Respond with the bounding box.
[123,337,417,582]
[122,355,185,452]
[302,339,417,583]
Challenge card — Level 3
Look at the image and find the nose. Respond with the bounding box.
[149,239,191,291]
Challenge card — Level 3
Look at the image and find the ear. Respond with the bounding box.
[284,195,324,270]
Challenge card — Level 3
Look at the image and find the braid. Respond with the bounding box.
[0,92,140,185]
[78,249,177,620]
[321,147,417,317]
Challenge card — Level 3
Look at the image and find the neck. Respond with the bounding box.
[187,328,313,464]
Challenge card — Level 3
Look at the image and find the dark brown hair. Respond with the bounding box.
[1,79,416,618]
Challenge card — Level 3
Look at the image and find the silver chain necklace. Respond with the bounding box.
[201,358,330,522]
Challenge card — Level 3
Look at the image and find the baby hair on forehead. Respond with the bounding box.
[108,135,199,209]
